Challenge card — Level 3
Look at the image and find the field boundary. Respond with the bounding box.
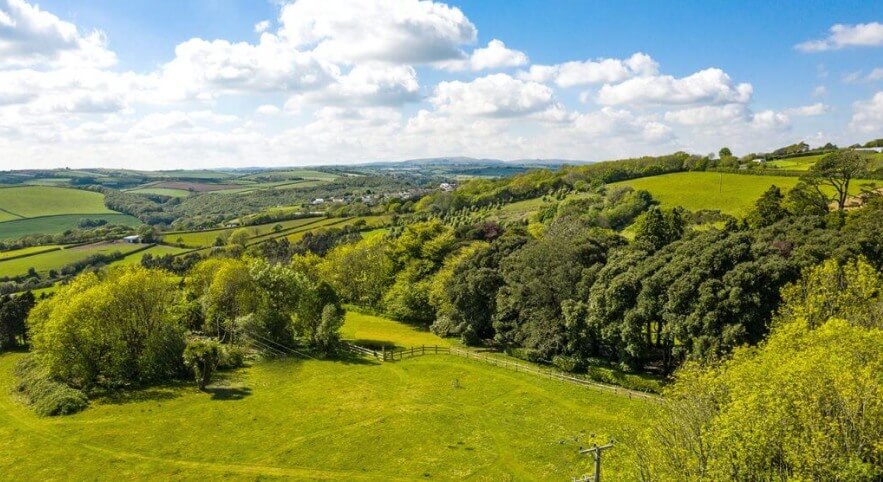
[344,342,658,400]
[0,246,62,263]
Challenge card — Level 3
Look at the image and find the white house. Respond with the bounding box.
[123,235,141,243]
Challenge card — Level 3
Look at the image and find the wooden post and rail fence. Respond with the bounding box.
[343,342,657,400]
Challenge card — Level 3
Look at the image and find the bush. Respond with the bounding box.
[14,356,88,416]
[218,344,247,369]
[552,355,584,373]
[506,347,543,363]
[586,366,663,393]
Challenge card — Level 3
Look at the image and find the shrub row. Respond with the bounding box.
[14,356,88,416]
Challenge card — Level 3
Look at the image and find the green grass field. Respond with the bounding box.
[0,242,146,277]
[125,187,193,197]
[108,244,194,267]
[0,214,142,241]
[765,154,824,171]
[244,169,339,182]
[164,216,327,248]
[0,245,62,261]
[342,310,453,349]
[0,310,647,480]
[609,172,876,217]
[0,186,114,218]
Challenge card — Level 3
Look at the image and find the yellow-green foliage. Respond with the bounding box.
[630,320,883,480]
[318,236,395,307]
[27,266,185,387]
[778,257,883,329]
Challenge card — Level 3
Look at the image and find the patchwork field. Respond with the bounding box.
[163,216,328,248]
[0,311,647,480]
[0,186,114,219]
[0,241,146,278]
[0,186,140,240]
[0,245,62,261]
[609,172,876,217]
[0,214,142,241]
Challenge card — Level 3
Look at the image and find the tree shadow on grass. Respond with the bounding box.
[96,382,187,405]
[327,349,382,366]
[205,386,252,401]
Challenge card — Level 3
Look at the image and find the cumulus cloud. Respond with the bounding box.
[784,103,830,117]
[518,52,657,87]
[664,104,748,125]
[597,68,752,106]
[796,22,883,52]
[156,36,337,101]
[277,0,476,64]
[430,74,559,118]
[254,20,270,34]
[439,39,528,71]
[285,63,421,109]
[850,91,883,133]
[0,0,115,67]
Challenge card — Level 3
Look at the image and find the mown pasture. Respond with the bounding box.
[0,214,142,241]
[0,310,647,480]
[0,245,62,261]
[609,171,877,217]
[0,186,114,218]
[0,241,146,278]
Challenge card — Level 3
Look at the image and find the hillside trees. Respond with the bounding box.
[493,220,625,358]
[0,291,35,349]
[803,149,869,212]
[629,263,883,480]
[27,266,186,387]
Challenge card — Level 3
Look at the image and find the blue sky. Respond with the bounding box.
[1,0,881,169]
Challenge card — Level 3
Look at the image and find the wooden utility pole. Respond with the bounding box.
[577,442,614,482]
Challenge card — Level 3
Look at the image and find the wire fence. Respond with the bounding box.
[344,343,658,400]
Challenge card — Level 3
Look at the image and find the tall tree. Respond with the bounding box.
[803,150,869,212]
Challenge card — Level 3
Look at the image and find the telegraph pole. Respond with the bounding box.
[575,442,614,482]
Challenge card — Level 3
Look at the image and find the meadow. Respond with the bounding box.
[0,214,142,241]
[163,216,328,247]
[0,242,146,277]
[0,310,647,481]
[0,186,114,218]
[0,245,62,261]
[609,171,874,217]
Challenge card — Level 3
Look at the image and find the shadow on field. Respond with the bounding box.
[329,350,381,366]
[348,339,399,350]
[205,386,252,401]
[98,384,185,405]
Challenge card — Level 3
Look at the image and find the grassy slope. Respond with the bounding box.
[0,186,113,218]
[0,214,142,241]
[610,172,876,217]
[125,187,193,197]
[0,242,145,277]
[164,216,327,248]
[0,324,645,481]
[0,245,62,261]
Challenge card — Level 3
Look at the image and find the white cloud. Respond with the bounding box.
[518,52,657,88]
[597,68,752,106]
[750,110,790,130]
[573,107,673,141]
[812,85,827,97]
[255,104,280,115]
[430,74,558,118]
[277,0,476,64]
[439,39,528,71]
[254,20,270,34]
[843,68,883,83]
[850,91,883,133]
[0,0,116,67]
[156,35,337,100]
[784,103,829,117]
[285,63,420,108]
[664,104,748,125]
[796,22,883,52]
